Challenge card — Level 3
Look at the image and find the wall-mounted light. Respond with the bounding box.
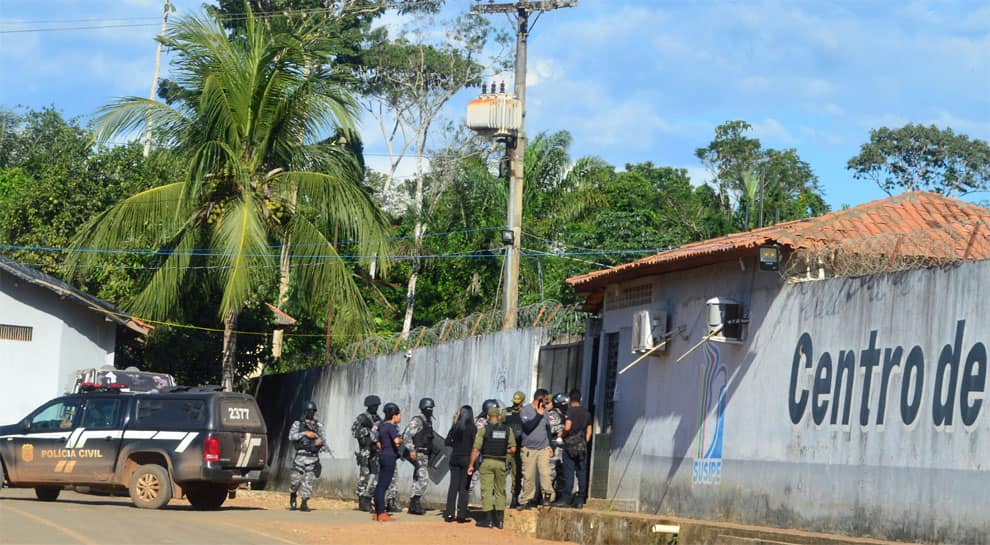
[759,245,780,271]
[501,229,515,246]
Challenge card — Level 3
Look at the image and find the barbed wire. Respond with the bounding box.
[340,300,586,362]
[782,218,990,280]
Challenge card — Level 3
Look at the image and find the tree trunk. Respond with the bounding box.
[400,145,427,340]
[271,187,297,359]
[221,309,238,391]
[144,0,169,158]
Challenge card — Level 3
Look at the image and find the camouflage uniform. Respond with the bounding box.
[352,410,380,501]
[546,407,566,498]
[288,418,327,500]
[402,409,435,514]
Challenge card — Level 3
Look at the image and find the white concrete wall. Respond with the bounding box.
[256,327,548,504]
[594,258,990,544]
[0,270,116,424]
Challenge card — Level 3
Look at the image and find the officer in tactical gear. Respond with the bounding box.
[468,405,517,529]
[547,392,569,500]
[288,400,328,512]
[402,397,436,515]
[476,399,502,431]
[352,394,381,512]
[504,391,526,508]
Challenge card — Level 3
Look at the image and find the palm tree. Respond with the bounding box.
[67,9,390,390]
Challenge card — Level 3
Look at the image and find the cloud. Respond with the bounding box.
[751,118,797,147]
[526,58,561,88]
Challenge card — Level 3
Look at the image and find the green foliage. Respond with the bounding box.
[696,120,829,229]
[847,123,990,196]
[0,107,181,304]
[69,7,392,385]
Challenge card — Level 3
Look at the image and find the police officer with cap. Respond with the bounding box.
[504,391,526,508]
[352,394,381,512]
[402,397,436,515]
[288,400,327,512]
[468,405,516,529]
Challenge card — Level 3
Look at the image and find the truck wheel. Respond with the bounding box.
[128,464,172,509]
[35,486,61,501]
[186,484,228,510]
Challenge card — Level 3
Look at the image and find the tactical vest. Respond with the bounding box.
[412,415,435,451]
[547,409,565,435]
[295,419,322,454]
[504,409,524,441]
[352,412,379,449]
[481,423,510,458]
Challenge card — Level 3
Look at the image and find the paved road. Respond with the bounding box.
[0,488,569,545]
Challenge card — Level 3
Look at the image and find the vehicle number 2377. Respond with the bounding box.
[227,407,251,420]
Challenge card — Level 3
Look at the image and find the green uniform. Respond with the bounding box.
[474,421,516,511]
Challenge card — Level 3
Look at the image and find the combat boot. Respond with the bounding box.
[299,498,311,512]
[358,496,372,512]
[510,494,520,509]
[408,496,425,515]
[494,510,504,529]
[386,498,400,513]
[476,511,492,528]
[289,492,297,510]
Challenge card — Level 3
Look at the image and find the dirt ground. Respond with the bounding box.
[231,490,574,545]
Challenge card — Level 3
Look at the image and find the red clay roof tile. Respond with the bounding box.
[567,191,990,291]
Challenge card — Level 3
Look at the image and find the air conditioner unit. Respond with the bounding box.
[706,297,746,343]
[632,310,669,354]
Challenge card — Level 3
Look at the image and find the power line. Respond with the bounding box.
[0,1,431,34]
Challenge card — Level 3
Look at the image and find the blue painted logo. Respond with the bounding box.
[693,342,728,485]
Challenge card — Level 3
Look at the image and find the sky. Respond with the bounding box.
[1,0,988,210]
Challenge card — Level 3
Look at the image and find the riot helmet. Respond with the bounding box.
[364,394,382,413]
[481,398,502,416]
[303,400,318,419]
[418,397,435,417]
[552,393,569,411]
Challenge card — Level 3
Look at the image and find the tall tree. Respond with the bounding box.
[359,12,502,338]
[847,124,990,196]
[695,120,762,218]
[696,120,828,229]
[68,9,390,390]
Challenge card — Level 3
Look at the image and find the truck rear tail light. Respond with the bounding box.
[203,436,220,463]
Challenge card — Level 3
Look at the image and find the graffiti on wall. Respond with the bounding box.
[693,342,728,485]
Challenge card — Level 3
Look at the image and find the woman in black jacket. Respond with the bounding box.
[443,405,476,522]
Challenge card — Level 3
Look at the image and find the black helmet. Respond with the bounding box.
[552,393,569,410]
[303,400,317,417]
[364,395,382,408]
[419,397,435,414]
[383,402,400,420]
[481,398,502,416]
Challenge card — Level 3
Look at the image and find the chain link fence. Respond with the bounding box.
[783,218,990,281]
[341,300,587,362]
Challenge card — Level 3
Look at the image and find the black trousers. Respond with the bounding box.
[374,455,397,514]
[445,463,471,517]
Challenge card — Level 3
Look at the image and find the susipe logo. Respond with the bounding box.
[788,320,987,430]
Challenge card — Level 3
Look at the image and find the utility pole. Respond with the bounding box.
[471,0,576,329]
[144,0,171,158]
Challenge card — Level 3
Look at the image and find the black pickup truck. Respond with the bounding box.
[0,387,269,509]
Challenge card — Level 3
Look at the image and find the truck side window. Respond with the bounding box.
[83,399,122,430]
[29,399,83,432]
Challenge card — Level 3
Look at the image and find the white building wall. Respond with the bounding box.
[594,258,990,544]
[0,270,116,424]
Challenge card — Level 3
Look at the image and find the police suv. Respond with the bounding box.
[0,385,269,509]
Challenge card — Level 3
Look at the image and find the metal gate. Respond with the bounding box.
[536,341,583,395]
